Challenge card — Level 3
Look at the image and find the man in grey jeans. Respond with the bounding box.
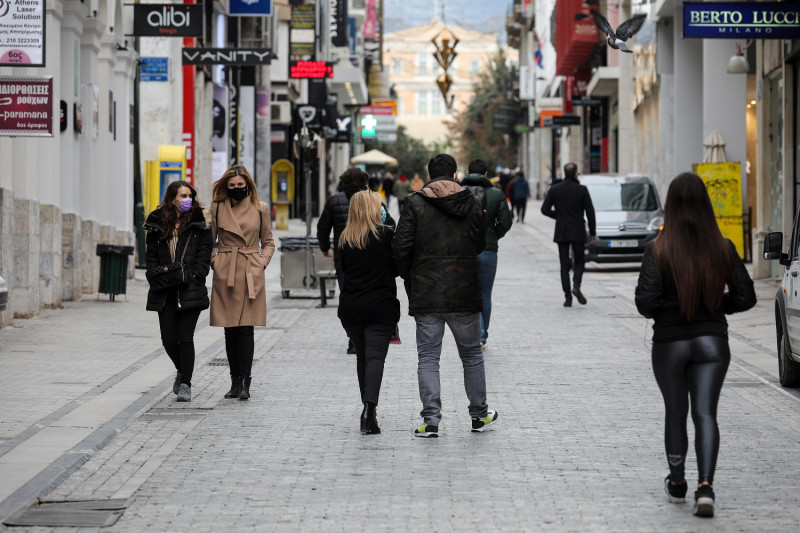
[393,153,498,438]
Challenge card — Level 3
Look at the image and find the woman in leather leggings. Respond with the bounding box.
[635,173,756,517]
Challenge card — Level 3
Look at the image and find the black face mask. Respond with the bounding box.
[228,187,248,201]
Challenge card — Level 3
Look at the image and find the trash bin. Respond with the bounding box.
[279,236,334,298]
[96,244,134,301]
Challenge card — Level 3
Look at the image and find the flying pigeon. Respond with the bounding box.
[591,12,647,53]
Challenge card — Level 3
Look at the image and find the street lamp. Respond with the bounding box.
[726,40,753,74]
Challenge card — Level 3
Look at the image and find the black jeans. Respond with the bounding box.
[513,199,527,221]
[345,323,395,405]
[224,326,255,377]
[652,336,730,485]
[158,292,202,386]
[557,241,586,296]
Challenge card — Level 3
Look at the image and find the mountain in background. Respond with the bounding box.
[384,0,508,40]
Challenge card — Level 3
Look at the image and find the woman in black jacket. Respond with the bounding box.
[635,173,756,517]
[145,181,213,403]
[338,190,400,434]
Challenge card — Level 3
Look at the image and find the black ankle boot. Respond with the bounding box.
[365,403,380,434]
[224,375,240,399]
[360,403,369,433]
[239,376,251,400]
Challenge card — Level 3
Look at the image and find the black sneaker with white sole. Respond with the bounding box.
[414,424,438,438]
[693,484,715,517]
[664,475,687,503]
[471,409,498,432]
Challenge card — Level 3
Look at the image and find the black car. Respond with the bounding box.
[764,207,800,387]
[582,174,663,263]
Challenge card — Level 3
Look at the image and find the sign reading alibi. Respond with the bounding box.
[684,2,800,38]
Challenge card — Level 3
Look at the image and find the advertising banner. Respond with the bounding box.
[291,4,315,57]
[132,4,203,37]
[331,0,348,47]
[693,162,745,257]
[181,48,271,66]
[290,61,333,79]
[0,76,53,136]
[229,0,273,16]
[140,57,169,82]
[684,2,800,39]
[0,0,46,66]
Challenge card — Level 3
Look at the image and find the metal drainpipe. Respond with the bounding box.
[132,36,146,268]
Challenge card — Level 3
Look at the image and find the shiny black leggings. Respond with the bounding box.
[224,326,254,377]
[652,336,730,485]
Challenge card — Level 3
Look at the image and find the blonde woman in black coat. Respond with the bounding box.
[338,190,400,434]
[145,181,213,402]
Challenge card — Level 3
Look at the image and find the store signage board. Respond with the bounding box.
[290,61,334,79]
[0,0,46,67]
[131,4,203,37]
[291,4,316,56]
[182,48,271,66]
[550,115,581,126]
[0,76,53,136]
[571,96,603,106]
[359,105,393,115]
[683,2,800,38]
[140,57,169,82]
[229,0,272,16]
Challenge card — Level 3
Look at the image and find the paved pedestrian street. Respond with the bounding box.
[1,201,798,531]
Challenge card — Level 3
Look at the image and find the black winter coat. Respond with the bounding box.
[461,174,513,252]
[541,177,596,242]
[145,206,213,312]
[634,240,756,343]
[338,226,400,328]
[393,177,484,315]
[317,183,396,269]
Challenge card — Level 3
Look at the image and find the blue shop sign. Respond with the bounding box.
[684,2,800,38]
[140,57,168,82]
[229,0,272,16]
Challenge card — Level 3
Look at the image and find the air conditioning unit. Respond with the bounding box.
[271,102,292,125]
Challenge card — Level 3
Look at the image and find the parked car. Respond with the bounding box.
[581,174,663,263]
[763,208,800,387]
[0,274,7,312]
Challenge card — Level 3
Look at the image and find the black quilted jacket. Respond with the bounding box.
[144,206,213,312]
[634,240,756,342]
[393,177,484,316]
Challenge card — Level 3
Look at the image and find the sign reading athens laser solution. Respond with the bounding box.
[0,0,46,66]
[684,2,800,38]
[0,76,53,137]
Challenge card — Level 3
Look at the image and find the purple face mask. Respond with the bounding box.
[176,198,193,213]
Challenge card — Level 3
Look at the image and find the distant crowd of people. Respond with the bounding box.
[144,153,756,519]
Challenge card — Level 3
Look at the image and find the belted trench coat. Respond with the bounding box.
[210,198,275,327]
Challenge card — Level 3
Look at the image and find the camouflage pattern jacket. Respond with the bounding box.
[393,176,484,316]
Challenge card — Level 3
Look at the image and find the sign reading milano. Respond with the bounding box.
[132,4,203,37]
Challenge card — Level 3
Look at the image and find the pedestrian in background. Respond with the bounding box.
[410,172,424,192]
[145,181,213,403]
[393,153,498,438]
[541,162,596,307]
[461,158,513,346]
[337,191,400,435]
[511,171,531,223]
[393,175,410,214]
[635,172,756,518]
[317,168,395,354]
[210,165,275,401]
[382,171,395,210]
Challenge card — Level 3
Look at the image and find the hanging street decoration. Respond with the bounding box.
[431,27,459,110]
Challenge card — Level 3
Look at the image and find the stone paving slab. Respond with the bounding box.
[2,205,799,531]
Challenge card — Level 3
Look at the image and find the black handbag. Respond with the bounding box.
[146,233,191,290]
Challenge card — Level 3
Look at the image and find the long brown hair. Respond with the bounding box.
[339,191,383,250]
[652,172,734,319]
[158,180,198,240]
[212,164,264,212]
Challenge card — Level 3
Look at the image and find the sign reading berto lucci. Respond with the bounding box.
[0,76,53,137]
[684,2,800,38]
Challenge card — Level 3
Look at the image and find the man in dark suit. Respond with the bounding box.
[541,162,597,307]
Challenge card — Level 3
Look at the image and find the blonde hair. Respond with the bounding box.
[212,165,264,212]
[339,191,383,250]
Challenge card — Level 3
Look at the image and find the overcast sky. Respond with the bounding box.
[384,0,509,35]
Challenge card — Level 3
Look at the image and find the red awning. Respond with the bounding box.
[555,0,598,76]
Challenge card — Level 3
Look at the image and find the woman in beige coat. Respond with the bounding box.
[210,165,275,400]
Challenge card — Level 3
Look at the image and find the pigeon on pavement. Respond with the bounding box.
[591,12,646,53]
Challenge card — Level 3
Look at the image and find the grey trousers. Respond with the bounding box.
[415,312,489,426]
